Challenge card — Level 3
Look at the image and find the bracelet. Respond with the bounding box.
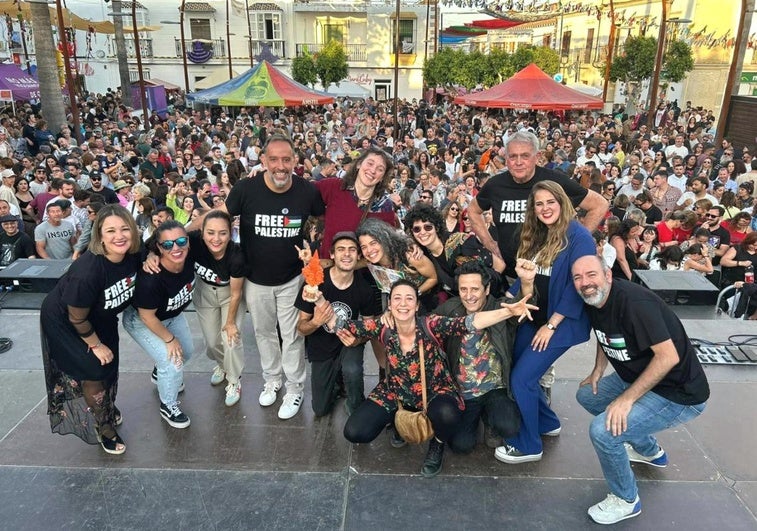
[165,335,175,344]
[88,342,102,351]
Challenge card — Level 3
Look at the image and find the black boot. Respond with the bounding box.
[421,438,445,478]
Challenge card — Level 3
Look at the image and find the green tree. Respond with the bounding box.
[314,40,349,88]
[423,48,456,89]
[483,48,511,86]
[511,45,559,75]
[291,49,318,87]
[663,40,695,83]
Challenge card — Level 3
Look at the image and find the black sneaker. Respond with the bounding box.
[159,402,190,429]
[152,366,185,393]
[389,425,407,448]
[421,438,445,478]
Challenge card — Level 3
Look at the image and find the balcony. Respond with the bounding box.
[248,40,286,60]
[295,43,367,62]
[113,38,154,58]
[293,0,369,13]
[174,38,227,59]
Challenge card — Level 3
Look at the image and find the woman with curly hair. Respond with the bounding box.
[495,180,595,465]
[315,147,398,256]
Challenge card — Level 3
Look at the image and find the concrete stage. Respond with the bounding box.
[0,300,755,530]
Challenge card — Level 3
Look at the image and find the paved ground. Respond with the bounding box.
[0,298,756,530]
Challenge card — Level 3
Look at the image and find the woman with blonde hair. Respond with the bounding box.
[495,180,595,465]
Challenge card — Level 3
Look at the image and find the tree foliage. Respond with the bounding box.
[609,36,658,82]
[423,45,560,90]
[315,40,349,88]
[291,49,318,87]
[663,40,695,83]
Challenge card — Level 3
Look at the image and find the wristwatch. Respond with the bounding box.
[546,322,557,331]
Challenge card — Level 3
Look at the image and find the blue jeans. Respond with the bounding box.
[123,306,194,407]
[576,371,706,501]
[506,322,569,455]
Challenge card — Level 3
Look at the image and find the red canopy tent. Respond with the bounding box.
[454,63,604,110]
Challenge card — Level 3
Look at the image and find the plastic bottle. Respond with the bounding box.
[746,263,755,284]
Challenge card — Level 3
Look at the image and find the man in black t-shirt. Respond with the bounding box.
[224,134,325,421]
[699,205,730,266]
[295,232,380,417]
[571,255,709,525]
[0,215,35,268]
[470,131,608,279]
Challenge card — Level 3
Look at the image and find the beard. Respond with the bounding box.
[578,284,609,307]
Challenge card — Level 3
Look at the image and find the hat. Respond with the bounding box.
[0,169,14,179]
[331,231,359,249]
[0,214,17,223]
[405,179,417,190]
[739,181,754,193]
[113,179,131,191]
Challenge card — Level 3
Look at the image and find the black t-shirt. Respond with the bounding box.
[706,225,730,266]
[475,166,588,275]
[187,231,247,286]
[0,231,35,267]
[225,173,325,285]
[294,268,380,362]
[133,261,195,320]
[641,204,663,225]
[586,279,710,405]
[89,185,119,204]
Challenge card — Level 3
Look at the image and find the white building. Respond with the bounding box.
[0,0,439,102]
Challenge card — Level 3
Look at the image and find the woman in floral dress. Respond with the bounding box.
[333,279,535,478]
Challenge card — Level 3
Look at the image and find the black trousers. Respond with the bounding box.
[344,393,462,443]
[310,345,365,417]
[448,388,521,454]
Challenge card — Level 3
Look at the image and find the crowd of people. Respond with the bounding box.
[3,90,746,524]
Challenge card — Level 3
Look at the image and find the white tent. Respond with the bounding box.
[566,83,603,97]
[194,68,241,91]
[316,80,370,99]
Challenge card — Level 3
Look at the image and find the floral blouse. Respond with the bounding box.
[344,314,474,412]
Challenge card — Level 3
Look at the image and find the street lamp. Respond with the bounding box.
[159,9,190,92]
[226,0,233,79]
[108,6,149,125]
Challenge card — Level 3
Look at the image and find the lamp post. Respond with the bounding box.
[160,1,190,93]
[53,0,82,145]
[226,0,233,79]
[601,0,617,104]
[245,0,254,67]
[647,0,669,128]
[109,6,148,125]
[393,0,400,138]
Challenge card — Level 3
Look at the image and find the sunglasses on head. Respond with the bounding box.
[158,236,189,250]
[412,223,434,234]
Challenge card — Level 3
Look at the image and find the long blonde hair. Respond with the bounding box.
[517,181,575,268]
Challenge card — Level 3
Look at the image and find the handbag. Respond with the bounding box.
[394,341,435,444]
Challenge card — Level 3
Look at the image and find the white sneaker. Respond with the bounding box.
[258,381,281,407]
[277,393,303,420]
[588,493,641,525]
[224,382,241,407]
[210,365,226,386]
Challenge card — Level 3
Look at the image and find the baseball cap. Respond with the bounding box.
[331,231,359,250]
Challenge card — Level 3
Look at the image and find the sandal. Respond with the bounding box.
[97,429,126,455]
[114,407,123,427]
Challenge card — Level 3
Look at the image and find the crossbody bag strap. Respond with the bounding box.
[419,340,428,413]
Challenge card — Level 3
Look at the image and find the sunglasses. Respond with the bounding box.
[91,177,102,181]
[412,223,434,234]
[449,206,459,211]
[462,216,470,221]
[158,236,189,250]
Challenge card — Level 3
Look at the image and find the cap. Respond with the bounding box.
[331,231,359,249]
[113,179,131,191]
[0,214,17,223]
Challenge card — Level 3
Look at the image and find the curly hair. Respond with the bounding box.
[340,147,394,203]
[403,203,445,239]
[517,181,575,267]
[356,217,409,267]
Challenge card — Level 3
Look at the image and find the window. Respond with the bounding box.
[251,13,282,41]
[542,34,552,48]
[190,18,212,41]
[584,28,594,63]
[393,19,415,54]
[323,23,345,44]
[561,30,571,58]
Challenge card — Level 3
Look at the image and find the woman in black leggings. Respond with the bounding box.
[330,279,534,478]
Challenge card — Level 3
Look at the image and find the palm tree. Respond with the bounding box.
[110,0,133,105]
[28,0,66,133]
